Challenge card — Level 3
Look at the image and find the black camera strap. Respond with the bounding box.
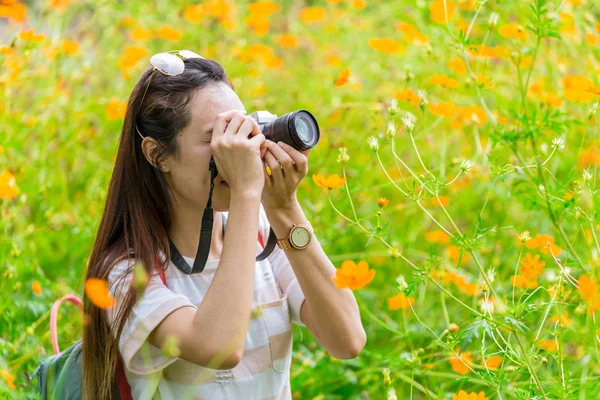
[168,156,277,275]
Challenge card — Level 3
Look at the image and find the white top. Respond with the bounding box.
[106,204,306,400]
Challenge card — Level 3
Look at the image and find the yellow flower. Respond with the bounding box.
[312,173,347,190]
[334,67,350,87]
[430,74,459,88]
[377,197,390,207]
[130,26,153,41]
[563,76,595,103]
[331,260,376,290]
[275,33,299,49]
[299,6,326,24]
[60,39,78,55]
[387,293,414,310]
[429,0,456,24]
[498,24,527,40]
[247,1,280,16]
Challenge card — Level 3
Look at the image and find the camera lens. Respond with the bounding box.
[252,110,320,152]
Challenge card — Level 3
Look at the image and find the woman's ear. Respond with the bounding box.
[141,137,169,172]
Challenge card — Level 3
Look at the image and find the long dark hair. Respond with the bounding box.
[82,57,233,400]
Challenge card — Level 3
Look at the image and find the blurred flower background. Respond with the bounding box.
[1,0,600,398]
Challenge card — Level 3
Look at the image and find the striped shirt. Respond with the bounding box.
[106,204,306,400]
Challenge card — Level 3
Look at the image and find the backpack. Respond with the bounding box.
[33,231,265,399]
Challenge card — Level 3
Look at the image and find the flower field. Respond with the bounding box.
[2,0,600,398]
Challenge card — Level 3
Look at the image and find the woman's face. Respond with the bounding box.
[162,81,245,212]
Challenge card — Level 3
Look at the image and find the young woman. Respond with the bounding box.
[82,52,366,400]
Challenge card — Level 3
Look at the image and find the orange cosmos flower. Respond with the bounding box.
[430,74,459,88]
[118,46,148,73]
[60,39,78,55]
[377,197,390,207]
[18,28,45,43]
[331,260,376,290]
[351,0,366,9]
[395,88,420,107]
[498,24,527,40]
[432,196,450,207]
[130,26,153,41]
[244,14,270,35]
[563,76,595,103]
[0,1,26,23]
[312,173,347,190]
[183,4,207,24]
[447,57,467,75]
[429,0,455,23]
[247,1,280,16]
[84,278,116,309]
[396,22,430,44]
[596,22,600,35]
[48,0,74,12]
[537,339,557,352]
[334,67,350,87]
[525,233,562,255]
[519,253,545,280]
[447,245,471,265]
[425,230,451,244]
[578,274,600,313]
[368,38,404,54]
[458,104,487,125]
[0,369,16,390]
[32,280,42,296]
[388,293,415,310]
[481,356,502,370]
[275,33,299,49]
[0,170,19,200]
[299,6,325,23]
[106,98,127,121]
[428,101,459,118]
[551,312,572,327]
[510,274,538,289]
[449,347,473,374]
[156,25,182,42]
[452,391,488,400]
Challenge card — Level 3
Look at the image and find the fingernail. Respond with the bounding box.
[277,141,283,146]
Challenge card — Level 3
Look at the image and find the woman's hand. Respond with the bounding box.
[261,140,310,210]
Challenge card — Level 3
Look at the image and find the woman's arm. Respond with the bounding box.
[148,191,262,370]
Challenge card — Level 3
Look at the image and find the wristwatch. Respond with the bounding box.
[276,221,314,250]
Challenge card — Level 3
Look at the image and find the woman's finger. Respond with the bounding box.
[223,113,248,137]
[263,150,283,181]
[212,109,246,138]
[276,141,308,174]
[265,140,294,173]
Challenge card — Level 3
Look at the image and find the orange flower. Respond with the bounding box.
[449,347,473,374]
[563,76,595,103]
[481,356,502,370]
[247,1,280,16]
[526,234,562,255]
[377,197,390,207]
[331,260,376,290]
[244,14,270,35]
[429,0,455,24]
[519,253,545,279]
[60,39,78,55]
[537,339,557,352]
[299,6,325,24]
[596,22,600,35]
[551,312,572,327]
[396,22,430,44]
[498,24,527,40]
[395,89,420,107]
[275,33,299,49]
[368,38,404,55]
[156,25,182,42]
[0,2,26,23]
[458,105,487,125]
[84,278,116,309]
[448,57,467,75]
[452,391,488,400]
[265,55,283,69]
[421,363,436,369]
[428,101,459,118]
[18,28,45,43]
[0,170,19,200]
[586,86,600,96]
[425,230,451,244]
[447,245,471,265]
[334,67,350,87]
[351,0,366,9]
[0,369,16,390]
[327,55,342,68]
[312,173,347,190]
[432,196,450,207]
[387,293,415,310]
[32,280,42,296]
[106,98,127,121]
[183,4,207,24]
[48,0,74,12]
[118,46,148,72]
[430,74,459,88]
[130,26,153,41]
[510,274,538,289]
[578,275,600,313]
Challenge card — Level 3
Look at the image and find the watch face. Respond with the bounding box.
[290,226,311,248]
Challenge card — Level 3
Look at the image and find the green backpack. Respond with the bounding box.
[33,267,168,399]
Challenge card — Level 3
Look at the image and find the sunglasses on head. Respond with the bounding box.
[135,50,205,140]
